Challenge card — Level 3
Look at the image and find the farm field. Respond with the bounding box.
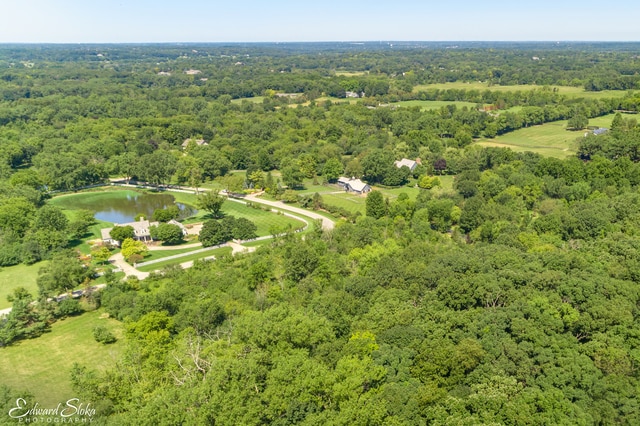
[413,82,629,99]
[0,310,124,406]
[390,100,480,111]
[0,262,47,310]
[475,113,617,158]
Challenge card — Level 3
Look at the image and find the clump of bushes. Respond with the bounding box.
[93,325,116,344]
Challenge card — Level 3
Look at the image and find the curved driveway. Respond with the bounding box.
[243,192,335,231]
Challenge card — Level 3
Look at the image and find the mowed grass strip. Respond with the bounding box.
[136,246,233,272]
[140,246,203,262]
[0,310,124,406]
[0,262,47,310]
[475,114,617,158]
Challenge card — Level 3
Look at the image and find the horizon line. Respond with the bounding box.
[1,40,640,45]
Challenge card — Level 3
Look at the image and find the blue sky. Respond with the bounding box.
[1,0,639,43]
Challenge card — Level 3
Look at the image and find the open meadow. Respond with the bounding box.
[413,82,629,99]
[0,262,47,310]
[287,175,455,215]
[475,113,618,158]
[389,100,480,111]
[0,310,124,406]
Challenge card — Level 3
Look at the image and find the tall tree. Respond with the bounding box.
[366,190,387,219]
[197,191,226,218]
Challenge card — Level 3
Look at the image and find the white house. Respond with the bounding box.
[167,219,189,236]
[337,177,372,194]
[347,179,371,194]
[394,158,419,172]
[101,218,160,246]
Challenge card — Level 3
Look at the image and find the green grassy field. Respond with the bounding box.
[174,194,306,235]
[140,246,203,263]
[0,262,48,310]
[280,176,454,215]
[413,82,629,99]
[0,310,124,406]
[231,96,265,104]
[334,71,367,76]
[136,246,233,272]
[390,100,480,111]
[475,113,617,158]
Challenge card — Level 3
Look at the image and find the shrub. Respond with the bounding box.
[56,299,83,318]
[93,325,116,344]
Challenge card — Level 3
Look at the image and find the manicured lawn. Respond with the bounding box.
[241,239,272,248]
[474,114,617,158]
[413,82,629,99]
[140,246,203,262]
[0,310,124,406]
[390,100,480,111]
[321,192,367,214]
[49,188,141,211]
[172,191,305,235]
[136,246,233,272]
[0,262,48,310]
[69,218,113,255]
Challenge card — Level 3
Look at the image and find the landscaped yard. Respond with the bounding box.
[474,113,618,158]
[0,310,124,406]
[0,262,47,310]
[136,246,233,272]
[171,191,306,235]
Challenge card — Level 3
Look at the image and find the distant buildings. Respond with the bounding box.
[585,127,609,137]
[184,69,202,75]
[182,138,208,149]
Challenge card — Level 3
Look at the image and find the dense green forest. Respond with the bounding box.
[1,43,640,424]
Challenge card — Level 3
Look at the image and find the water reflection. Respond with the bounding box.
[58,192,196,224]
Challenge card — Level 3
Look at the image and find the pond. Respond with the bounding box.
[52,190,196,224]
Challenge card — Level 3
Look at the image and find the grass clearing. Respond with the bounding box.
[0,310,124,406]
[413,82,630,99]
[390,100,480,111]
[0,262,48,310]
[335,71,367,76]
[474,113,617,158]
[136,246,233,272]
[231,96,265,104]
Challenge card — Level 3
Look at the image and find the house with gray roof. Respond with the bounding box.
[337,176,372,194]
[394,158,419,172]
[101,218,160,246]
